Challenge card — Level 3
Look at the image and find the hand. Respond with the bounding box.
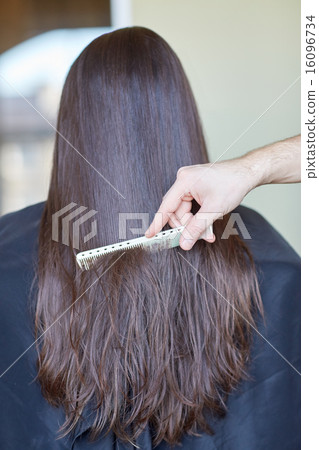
[145,135,300,250]
[145,158,256,250]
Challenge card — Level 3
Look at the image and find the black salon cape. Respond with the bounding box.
[0,202,300,450]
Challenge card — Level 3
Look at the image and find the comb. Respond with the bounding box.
[76,225,212,270]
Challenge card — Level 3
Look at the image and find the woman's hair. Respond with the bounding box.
[35,27,262,447]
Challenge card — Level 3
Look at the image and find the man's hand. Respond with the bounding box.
[145,135,300,250]
[145,159,254,250]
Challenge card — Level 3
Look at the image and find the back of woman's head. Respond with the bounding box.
[49,26,207,220]
[36,27,262,447]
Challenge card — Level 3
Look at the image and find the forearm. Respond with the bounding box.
[243,135,301,189]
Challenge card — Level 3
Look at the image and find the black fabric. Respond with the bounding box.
[0,202,300,449]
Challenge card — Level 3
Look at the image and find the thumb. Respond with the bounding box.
[180,207,222,250]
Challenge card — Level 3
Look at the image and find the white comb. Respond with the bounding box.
[76,225,212,270]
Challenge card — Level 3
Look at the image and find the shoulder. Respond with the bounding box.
[216,207,301,448]
[234,205,300,268]
[234,205,300,372]
[0,202,45,269]
[0,201,45,238]
[234,205,300,336]
[0,202,72,449]
[0,202,45,342]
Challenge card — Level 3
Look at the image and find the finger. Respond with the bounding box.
[179,217,215,243]
[178,211,193,226]
[179,206,222,250]
[145,181,187,237]
[169,199,192,228]
[171,209,215,243]
[174,200,192,224]
[167,213,182,229]
[203,233,216,244]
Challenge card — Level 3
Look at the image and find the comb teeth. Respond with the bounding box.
[76,226,186,270]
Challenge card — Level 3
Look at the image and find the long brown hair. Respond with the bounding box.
[35,27,262,447]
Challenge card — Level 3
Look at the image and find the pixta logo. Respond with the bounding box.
[52,203,98,249]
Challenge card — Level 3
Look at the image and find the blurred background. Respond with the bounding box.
[0,0,300,253]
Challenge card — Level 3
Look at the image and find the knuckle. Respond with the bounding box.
[187,223,204,238]
[177,166,188,178]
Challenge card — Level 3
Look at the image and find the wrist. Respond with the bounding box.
[240,150,268,190]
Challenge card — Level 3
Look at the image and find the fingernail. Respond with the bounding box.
[181,238,194,250]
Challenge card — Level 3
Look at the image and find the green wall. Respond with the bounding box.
[132,0,301,254]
